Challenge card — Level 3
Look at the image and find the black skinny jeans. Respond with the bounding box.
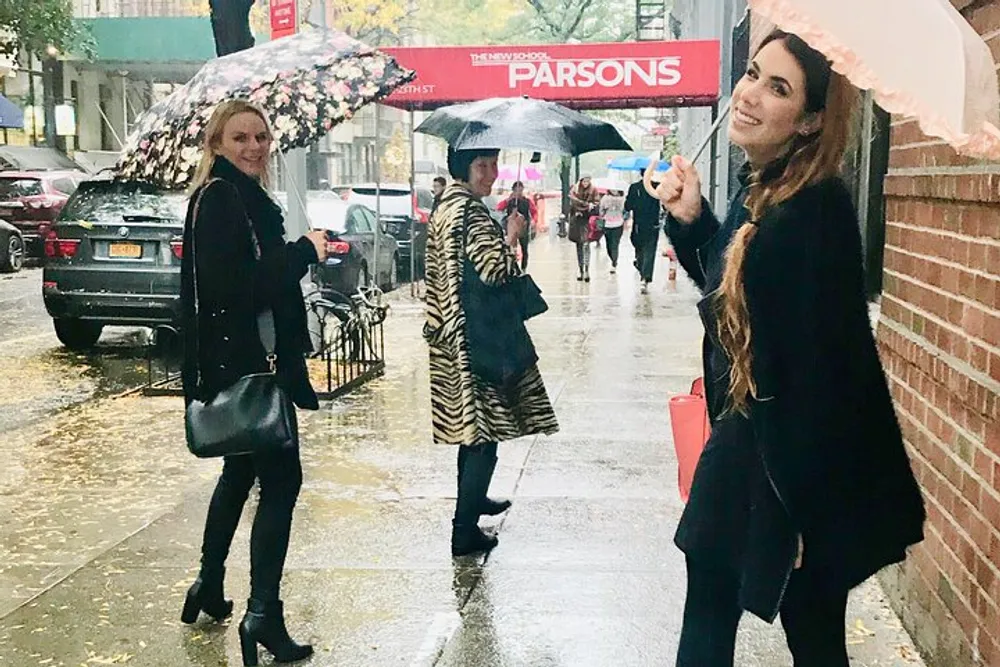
[677,557,850,667]
[518,234,530,270]
[604,226,624,266]
[635,233,658,282]
[200,447,303,602]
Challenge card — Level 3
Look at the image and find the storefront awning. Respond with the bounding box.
[0,94,24,129]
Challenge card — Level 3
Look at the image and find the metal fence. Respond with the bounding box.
[138,298,386,401]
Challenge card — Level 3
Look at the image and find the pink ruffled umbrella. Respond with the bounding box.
[498,164,544,182]
[748,0,1000,159]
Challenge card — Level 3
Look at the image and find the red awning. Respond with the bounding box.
[382,40,721,111]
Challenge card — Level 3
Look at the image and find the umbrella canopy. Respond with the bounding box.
[115,28,414,189]
[0,94,23,129]
[608,154,670,172]
[749,0,1000,158]
[498,164,543,181]
[416,97,632,156]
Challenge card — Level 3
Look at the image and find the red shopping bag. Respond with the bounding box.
[587,215,604,242]
[669,378,711,503]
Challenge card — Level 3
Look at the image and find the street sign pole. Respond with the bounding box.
[270,0,308,237]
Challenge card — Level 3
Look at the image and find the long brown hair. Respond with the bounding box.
[188,100,273,194]
[717,31,858,415]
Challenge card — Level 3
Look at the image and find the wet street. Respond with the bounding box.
[0,236,924,666]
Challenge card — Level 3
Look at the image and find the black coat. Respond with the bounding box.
[180,156,319,410]
[666,169,925,622]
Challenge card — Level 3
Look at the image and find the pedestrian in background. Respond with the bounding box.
[496,180,537,270]
[599,186,626,273]
[423,146,559,557]
[430,176,446,218]
[179,100,327,666]
[658,31,925,666]
[569,175,600,282]
[625,172,661,293]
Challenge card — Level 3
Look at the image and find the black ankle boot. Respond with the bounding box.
[238,599,313,666]
[478,455,511,516]
[451,522,499,557]
[480,497,512,516]
[181,567,233,623]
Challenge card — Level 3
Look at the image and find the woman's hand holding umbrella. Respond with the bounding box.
[648,155,702,224]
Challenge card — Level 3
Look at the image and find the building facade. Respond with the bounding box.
[876,2,1000,664]
[668,0,747,213]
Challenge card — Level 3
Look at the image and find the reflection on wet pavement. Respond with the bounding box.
[0,239,924,666]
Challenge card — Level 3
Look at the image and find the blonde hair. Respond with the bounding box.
[188,100,273,194]
[717,34,858,415]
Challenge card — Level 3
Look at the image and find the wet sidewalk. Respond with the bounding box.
[0,235,924,666]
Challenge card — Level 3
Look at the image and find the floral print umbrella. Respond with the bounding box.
[115,28,415,190]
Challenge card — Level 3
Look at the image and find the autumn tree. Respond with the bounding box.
[0,0,92,60]
[513,0,636,43]
[328,0,409,45]
[411,0,523,46]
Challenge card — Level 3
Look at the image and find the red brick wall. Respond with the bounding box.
[876,2,1000,665]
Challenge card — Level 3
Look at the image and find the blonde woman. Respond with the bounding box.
[178,100,327,666]
[657,32,925,665]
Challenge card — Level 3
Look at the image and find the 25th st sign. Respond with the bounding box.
[384,41,721,111]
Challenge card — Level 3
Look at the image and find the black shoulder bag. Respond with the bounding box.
[460,200,548,386]
[183,179,298,458]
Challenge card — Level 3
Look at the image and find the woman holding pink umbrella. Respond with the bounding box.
[658,30,925,665]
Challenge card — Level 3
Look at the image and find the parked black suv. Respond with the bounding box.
[42,179,188,350]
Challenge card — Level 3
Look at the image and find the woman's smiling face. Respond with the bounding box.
[728,38,822,167]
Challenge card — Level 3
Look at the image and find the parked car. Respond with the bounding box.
[344,183,434,280]
[42,179,188,350]
[0,171,88,257]
[0,219,24,273]
[278,192,399,297]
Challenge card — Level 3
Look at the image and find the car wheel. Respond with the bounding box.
[0,234,24,273]
[383,254,399,292]
[53,319,104,351]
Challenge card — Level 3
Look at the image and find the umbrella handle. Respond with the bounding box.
[690,99,732,165]
[642,98,732,202]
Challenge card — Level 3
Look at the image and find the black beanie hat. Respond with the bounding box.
[447,146,501,181]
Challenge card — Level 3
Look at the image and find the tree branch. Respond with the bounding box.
[524,0,565,38]
[562,0,596,40]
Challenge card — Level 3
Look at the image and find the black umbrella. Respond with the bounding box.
[415,97,632,155]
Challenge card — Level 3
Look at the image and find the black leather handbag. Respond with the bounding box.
[460,200,547,386]
[183,180,298,459]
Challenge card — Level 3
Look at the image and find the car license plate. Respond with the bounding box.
[109,242,142,259]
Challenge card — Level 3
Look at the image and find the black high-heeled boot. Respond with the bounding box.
[451,521,499,557]
[181,567,233,624]
[479,453,511,516]
[457,447,512,518]
[452,445,500,557]
[238,599,313,666]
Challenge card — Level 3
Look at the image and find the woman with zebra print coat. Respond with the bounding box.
[423,147,560,557]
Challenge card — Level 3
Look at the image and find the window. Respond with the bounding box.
[417,189,435,209]
[52,178,80,196]
[361,208,381,232]
[348,208,372,234]
[0,178,44,198]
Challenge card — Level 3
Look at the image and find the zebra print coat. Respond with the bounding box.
[423,183,559,446]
